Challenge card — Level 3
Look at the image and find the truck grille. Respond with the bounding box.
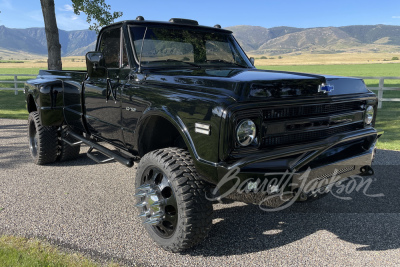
[263,123,361,146]
[232,100,365,157]
[263,101,361,120]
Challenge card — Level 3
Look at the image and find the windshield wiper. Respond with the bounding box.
[150,59,200,68]
[206,59,248,68]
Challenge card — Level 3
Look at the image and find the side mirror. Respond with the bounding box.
[86,52,106,78]
[249,57,255,66]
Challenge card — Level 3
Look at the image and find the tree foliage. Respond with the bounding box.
[71,0,123,33]
[41,0,122,70]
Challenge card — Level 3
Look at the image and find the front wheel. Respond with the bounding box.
[135,148,213,252]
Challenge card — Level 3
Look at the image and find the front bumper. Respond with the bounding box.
[214,128,382,199]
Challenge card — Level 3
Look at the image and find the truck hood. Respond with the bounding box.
[145,68,370,102]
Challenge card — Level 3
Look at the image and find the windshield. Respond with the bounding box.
[129,26,251,68]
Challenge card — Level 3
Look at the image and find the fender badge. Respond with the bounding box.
[318,83,334,93]
[126,107,137,112]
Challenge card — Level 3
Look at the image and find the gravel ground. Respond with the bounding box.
[1,118,400,266]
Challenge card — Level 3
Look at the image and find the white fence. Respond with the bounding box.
[358,77,400,108]
[1,74,399,108]
[0,74,36,95]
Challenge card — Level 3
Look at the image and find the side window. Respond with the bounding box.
[99,28,121,68]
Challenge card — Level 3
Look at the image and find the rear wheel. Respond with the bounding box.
[135,148,213,252]
[57,126,81,162]
[28,111,58,165]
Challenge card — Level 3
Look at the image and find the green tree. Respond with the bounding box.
[40,0,122,70]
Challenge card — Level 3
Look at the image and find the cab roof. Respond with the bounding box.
[102,17,232,34]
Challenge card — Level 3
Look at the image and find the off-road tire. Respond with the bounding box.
[135,147,213,252]
[28,111,58,165]
[57,127,81,162]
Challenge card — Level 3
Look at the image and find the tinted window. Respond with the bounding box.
[99,28,121,68]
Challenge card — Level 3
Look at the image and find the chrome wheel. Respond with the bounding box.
[134,148,213,252]
[29,127,38,157]
[136,167,178,238]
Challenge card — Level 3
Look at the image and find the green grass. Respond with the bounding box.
[0,90,28,119]
[0,235,118,267]
[372,101,399,150]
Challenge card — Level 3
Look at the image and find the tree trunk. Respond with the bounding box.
[40,0,62,70]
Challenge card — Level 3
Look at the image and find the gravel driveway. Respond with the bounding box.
[1,118,400,266]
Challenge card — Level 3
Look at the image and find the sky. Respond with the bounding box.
[1,0,400,31]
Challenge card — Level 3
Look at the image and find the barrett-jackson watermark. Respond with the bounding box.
[206,167,384,211]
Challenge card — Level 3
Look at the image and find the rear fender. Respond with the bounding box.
[25,78,64,126]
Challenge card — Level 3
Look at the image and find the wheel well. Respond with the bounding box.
[27,94,37,113]
[138,116,187,157]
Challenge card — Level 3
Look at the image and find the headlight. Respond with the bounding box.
[236,119,257,146]
[365,106,374,125]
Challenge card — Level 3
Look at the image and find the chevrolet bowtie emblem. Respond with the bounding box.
[318,83,334,93]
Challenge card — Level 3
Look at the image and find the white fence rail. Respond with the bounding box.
[1,74,399,108]
[0,74,36,95]
[357,77,400,109]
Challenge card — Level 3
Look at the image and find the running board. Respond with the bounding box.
[65,131,134,168]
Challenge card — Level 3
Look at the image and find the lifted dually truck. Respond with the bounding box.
[25,17,382,252]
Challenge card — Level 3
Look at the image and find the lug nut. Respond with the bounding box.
[135,201,147,208]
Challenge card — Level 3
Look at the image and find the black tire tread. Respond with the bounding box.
[58,127,80,162]
[28,111,58,165]
[136,147,213,252]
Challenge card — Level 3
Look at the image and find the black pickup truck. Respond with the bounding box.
[25,17,381,252]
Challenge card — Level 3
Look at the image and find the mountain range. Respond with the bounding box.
[0,25,97,58]
[226,24,400,55]
[0,24,400,58]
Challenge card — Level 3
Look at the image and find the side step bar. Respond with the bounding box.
[64,131,134,168]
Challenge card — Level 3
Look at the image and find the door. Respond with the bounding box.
[84,27,125,145]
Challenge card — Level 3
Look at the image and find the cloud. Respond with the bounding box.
[27,9,87,30]
[59,4,74,12]
[56,13,88,30]
[392,16,400,19]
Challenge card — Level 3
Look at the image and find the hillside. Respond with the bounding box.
[0,26,96,58]
[0,24,400,59]
[227,24,400,55]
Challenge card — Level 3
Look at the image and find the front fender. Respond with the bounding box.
[134,106,221,184]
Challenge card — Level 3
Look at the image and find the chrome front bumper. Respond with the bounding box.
[214,128,382,199]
